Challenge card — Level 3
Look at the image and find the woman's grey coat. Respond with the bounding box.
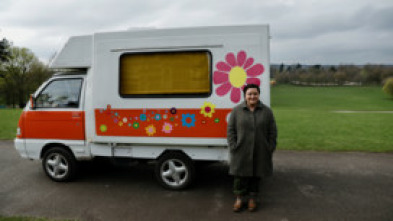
[227,101,277,177]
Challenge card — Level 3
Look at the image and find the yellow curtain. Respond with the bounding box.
[120,52,210,95]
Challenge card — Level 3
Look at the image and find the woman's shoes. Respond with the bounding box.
[248,198,257,212]
[233,197,243,212]
[233,197,258,212]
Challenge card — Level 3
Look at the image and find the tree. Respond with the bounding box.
[0,46,52,107]
[334,71,347,85]
[279,63,284,73]
[312,64,322,70]
[329,66,337,72]
[383,78,393,98]
[363,65,383,85]
[26,60,53,94]
[0,38,11,62]
[338,65,361,83]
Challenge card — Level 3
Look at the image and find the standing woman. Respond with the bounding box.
[227,84,277,212]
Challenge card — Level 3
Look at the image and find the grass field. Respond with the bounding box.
[271,85,393,152]
[0,109,22,140]
[1,85,392,152]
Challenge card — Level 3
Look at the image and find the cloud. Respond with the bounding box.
[1,0,392,64]
[268,1,393,64]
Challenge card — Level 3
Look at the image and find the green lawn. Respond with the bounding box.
[271,85,393,152]
[0,109,22,140]
[1,86,392,152]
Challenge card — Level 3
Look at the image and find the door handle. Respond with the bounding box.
[72,112,81,118]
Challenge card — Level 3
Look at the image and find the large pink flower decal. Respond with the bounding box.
[213,51,264,103]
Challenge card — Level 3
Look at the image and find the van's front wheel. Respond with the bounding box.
[42,147,77,182]
[155,152,195,190]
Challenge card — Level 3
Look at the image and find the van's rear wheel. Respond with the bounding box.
[155,152,195,190]
[42,147,77,182]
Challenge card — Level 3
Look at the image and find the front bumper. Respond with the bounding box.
[14,138,28,159]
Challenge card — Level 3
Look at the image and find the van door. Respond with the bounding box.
[25,77,85,140]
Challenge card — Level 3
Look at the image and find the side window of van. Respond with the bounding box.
[35,79,83,108]
[119,51,211,97]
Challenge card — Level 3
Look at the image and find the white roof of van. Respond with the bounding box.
[49,25,269,69]
[50,35,92,69]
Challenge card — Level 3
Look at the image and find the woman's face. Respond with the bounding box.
[245,88,260,106]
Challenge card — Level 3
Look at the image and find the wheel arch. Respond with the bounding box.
[40,143,74,159]
[157,149,192,161]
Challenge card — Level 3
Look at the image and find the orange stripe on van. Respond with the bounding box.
[95,107,232,138]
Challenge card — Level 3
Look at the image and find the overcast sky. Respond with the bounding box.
[1,0,392,65]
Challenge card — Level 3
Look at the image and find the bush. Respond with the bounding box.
[383,78,393,97]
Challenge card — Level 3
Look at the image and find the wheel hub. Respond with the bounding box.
[46,153,68,179]
[161,159,188,187]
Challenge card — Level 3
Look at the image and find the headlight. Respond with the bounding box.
[16,127,21,136]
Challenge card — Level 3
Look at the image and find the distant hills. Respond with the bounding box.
[271,64,393,69]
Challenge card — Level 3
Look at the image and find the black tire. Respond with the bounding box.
[42,147,77,182]
[155,152,195,190]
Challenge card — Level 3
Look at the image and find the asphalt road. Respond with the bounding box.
[1,140,392,221]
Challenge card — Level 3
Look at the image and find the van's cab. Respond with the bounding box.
[16,73,87,156]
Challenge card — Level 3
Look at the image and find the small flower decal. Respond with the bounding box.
[170,107,177,115]
[140,114,147,121]
[214,118,220,123]
[214,51,264,103]
[100,125,107,132]
[181,114,196,128]
[132,122,139,129]
[162,122,173,134]
[200,102,216,118]
[145,125,156,136]
[154,114,161,121]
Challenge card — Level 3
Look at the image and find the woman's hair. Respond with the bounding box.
[243,84,260,95]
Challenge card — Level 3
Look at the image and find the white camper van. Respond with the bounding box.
[14,25,270,189]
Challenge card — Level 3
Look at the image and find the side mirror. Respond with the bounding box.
[30,94,35,110]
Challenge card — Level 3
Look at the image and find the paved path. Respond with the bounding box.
[1,140,392,221]
[333,110,393,113]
